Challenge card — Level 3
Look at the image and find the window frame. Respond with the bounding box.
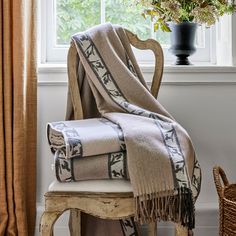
[40,0,218,65]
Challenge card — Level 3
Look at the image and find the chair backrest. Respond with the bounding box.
[67,29,164,120]
[125,30,164,98]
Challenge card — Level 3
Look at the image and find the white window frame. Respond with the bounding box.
[40,0,219,65]
[215,14,236,66]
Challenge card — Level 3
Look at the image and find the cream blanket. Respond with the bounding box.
[47,118,125,158]
[49,23,201,230]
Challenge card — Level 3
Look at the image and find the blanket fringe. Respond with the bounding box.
[135,187,195,230]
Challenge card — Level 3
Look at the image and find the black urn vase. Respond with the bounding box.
[168,22,197,65]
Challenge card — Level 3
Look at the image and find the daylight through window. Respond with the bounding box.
[42,0,213,63]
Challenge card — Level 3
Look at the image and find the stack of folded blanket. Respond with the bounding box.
[47,118,128,182]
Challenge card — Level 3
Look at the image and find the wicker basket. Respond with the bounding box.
[213,166,236,236]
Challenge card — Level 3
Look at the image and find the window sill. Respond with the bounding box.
[38,63,236,74]
[38,63,236,86]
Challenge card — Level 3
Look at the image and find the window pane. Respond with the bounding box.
[155,31,170,46]
[195,25,205,48]
[56,0,101,45]
[105,0,151,40]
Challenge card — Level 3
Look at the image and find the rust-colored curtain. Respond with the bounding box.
[0,0,37,235]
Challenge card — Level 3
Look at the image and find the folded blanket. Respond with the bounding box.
[47,118,125,159]
[54,150,128,182]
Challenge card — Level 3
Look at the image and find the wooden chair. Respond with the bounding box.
[39,29,191,236]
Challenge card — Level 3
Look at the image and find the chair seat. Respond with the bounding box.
[48,179,133,193]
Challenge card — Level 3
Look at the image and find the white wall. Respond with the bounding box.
[36,67,236,235]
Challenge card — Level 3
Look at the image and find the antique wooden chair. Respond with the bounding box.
[40,29,191,236]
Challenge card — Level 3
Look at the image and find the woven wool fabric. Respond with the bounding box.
[54,150,128,182]
[47,118,125,158]
[70,23,201,229]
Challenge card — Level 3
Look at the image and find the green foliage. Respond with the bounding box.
[136,0,236,32]
[56,0,170,45]
[56,0,100,45]
[105,0,151,39]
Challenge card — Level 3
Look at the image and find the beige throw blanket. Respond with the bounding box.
[68,23,201,229]
[48,23,201,232]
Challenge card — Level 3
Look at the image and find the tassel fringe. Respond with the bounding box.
[135,187,195,230]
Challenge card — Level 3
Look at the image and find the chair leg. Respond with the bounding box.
[175,224,193,236]
[147,222,157,236]
[69,209,81,236]
[40,211,63,236]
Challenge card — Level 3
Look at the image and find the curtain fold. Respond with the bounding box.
[0,0,37,235]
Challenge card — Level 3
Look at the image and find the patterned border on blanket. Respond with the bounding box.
[108,152,128,179]
[120,218,138,236]
[191,154,201,200]
[55,151,75,182]
[48,122,83,159]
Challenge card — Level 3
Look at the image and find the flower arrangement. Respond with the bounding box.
[136,0,236,32]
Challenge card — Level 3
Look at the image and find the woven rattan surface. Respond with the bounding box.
[213,166,236,236]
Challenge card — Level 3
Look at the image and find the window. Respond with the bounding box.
[41,0,216,64]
